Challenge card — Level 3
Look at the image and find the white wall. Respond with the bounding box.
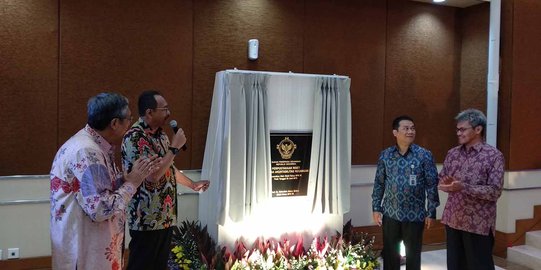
[0,174,200,259]
[1,168,540,259]
[0,176,50,259]
[496,170,541,233]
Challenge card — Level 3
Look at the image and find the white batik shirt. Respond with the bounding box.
[50,125,136,270]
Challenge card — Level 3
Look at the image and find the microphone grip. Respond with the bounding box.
[172,126,188,151]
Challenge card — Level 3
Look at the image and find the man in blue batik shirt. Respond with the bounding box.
[371,115,440,270]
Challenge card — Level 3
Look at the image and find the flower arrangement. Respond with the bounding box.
[168,221,218,270]
[169,220,379,270]
[227,233,379,270]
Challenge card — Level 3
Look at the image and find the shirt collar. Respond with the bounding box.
[392,144,415,157]
[136,117,163,138]
[460,141,484,153]
[83,124,114,155]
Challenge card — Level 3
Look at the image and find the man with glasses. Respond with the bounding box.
[439,108,504,270]
[121,90,210,270]
[372,115,439,270]
[50,92,160,270]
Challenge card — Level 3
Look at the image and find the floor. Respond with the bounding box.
[414,243,533,270]
[19,244,533,270]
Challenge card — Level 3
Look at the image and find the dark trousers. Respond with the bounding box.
[126,228,173,270]
[382,216,424,270]
[446,226,495,270]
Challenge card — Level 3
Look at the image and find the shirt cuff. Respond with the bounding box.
[121,182,138,197]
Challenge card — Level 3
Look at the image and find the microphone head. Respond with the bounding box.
[169,120,178,128]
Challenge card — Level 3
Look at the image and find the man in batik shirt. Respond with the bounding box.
[439,108,504,270]
[372,115,439,270]
[50,92,159,270]
[122,90,209,270]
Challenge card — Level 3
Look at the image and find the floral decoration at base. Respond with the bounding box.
[169,220,379,270]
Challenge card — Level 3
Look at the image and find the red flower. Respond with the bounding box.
[111,260,120,270]
[164,195,173,209]
[311,236,329,258]
[292,235,304,257]
[61,180,71,193]
[51,177,62,192]
[137,138,151,150]
[71,177,80,192]
[234,240,248,260]
[222,246,233,263]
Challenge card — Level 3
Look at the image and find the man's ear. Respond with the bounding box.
[475,125,483,135]
[392,129,398,137]
[110,118,120,130]
[145,108,153,118]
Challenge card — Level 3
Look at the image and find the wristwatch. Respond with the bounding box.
[168,146,180,155]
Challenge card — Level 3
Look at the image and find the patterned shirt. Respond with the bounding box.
[50,125,137,270]
[440,142,504,236]
[121,118,177,231]
[372,144,440,222]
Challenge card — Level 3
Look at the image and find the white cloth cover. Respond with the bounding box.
[199,70,351,241]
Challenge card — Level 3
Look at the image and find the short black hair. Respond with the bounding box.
[87,92,129,131]
[392,115,414,130]
[138,90,161,116]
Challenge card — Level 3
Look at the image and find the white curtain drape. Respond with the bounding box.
[307,76,351,214]
[227,73,271,222]
[201,72,271,225]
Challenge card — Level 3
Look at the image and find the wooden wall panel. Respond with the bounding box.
[0,0,58,175]
[385,0,459,162]
[509,0,541,170]
[192,0,304,167]
[59,0,193,168]
[458,3,489,112]
[1,0,501,174]
[304,0,387,164]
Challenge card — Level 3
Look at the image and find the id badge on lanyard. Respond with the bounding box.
[409,164,417,186]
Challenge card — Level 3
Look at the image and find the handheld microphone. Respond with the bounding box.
[169,120,188,151]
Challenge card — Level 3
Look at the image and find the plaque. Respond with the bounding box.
[270,133,312,197]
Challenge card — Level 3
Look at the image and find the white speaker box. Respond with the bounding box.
[248,39,259,60]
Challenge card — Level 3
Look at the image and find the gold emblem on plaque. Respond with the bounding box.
[277,137,297,159]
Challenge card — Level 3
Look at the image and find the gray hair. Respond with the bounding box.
[87,92,129,131]
[455,108,486,137]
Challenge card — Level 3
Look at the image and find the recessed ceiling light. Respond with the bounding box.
[434,0,445,3]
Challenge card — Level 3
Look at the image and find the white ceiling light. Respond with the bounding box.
[434,0,446,3]
[412,1,487,9]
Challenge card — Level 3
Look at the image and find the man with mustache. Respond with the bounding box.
[121,90,209,270]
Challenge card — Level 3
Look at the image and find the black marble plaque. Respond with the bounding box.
[270,133,312,197]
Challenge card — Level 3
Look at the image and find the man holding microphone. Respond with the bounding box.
[121,90,209,270]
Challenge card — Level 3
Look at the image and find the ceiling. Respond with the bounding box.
[411,0,490,8]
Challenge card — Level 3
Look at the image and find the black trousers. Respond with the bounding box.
[382,216,424,270]
[126,228,173,270]
[446,226,495,270]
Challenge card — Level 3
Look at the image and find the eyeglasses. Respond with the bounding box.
[154,107,170,112]
[456,127,473,133]
[113,115,132,124]
[120,115,133,122]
